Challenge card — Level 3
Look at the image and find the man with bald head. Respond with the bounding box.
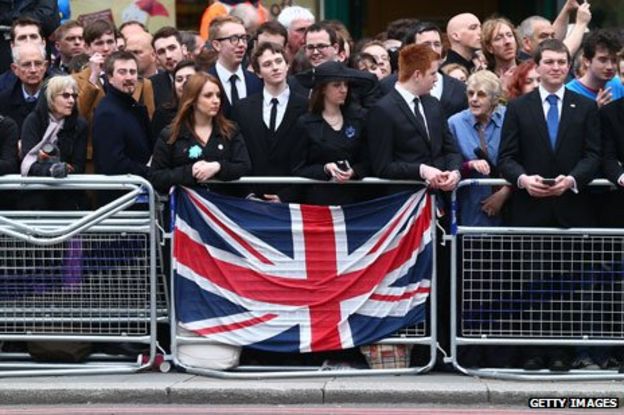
[441,13,481,74]
[125,31,158,78]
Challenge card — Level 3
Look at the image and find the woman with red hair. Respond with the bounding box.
[504,60,539,101]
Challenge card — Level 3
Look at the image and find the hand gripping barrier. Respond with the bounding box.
[168,177,438,379]
[450,178,624,380]
[0,175,162,377]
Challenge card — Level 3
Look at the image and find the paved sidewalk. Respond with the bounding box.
[0,372,622,406]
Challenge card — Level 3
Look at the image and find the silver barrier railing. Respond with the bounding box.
[169,177,438,379]
[0,175,161,377]
[450,178,624,380]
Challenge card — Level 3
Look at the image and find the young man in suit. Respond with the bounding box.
[367,43,461,190]
[207,15,262,116]
[379,21,467,119]
[499,38,600,228]
[149,26,186,109]
[498,39,601,372]
[231,42,307,203]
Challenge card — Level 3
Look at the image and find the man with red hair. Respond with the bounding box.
[367,43,461,189]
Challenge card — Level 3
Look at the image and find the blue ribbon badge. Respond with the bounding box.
[188,145,202,159]
[345,125,356,139]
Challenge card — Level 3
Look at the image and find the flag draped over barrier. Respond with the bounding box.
[173,187,433,353]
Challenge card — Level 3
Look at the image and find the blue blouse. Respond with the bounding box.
[448,105,506,226]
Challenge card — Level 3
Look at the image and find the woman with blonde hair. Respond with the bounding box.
[19,75,88,209]
[150,72,250,193]
[448,70,509,226]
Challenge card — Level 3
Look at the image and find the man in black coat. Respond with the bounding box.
[379,21,467,119]
[231,42,307,203]
[92,51,151,180]
[207,15,262,117]
[601,97,624,227]
[367,43,461,190]
[0,42,47,131]
[149,26,186,110]
[498,39,600,228]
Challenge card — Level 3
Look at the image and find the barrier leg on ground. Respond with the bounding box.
[0,175,161,377]
[450,179,624,380]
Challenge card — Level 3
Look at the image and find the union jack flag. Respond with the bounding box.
[173,187,433,353]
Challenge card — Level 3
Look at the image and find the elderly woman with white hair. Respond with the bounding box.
[448,70,510,226]
[19,75,88,209]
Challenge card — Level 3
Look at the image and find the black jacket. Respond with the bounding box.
[0,80,39,131]
[231,90,308,202]
[149,70,173,110]
[292,108,370,205]
[498,89,601,227]
[0,114,18,175]
[150,123,251,193]
[379,72,467,119]
[20,92,88,176]
[92,84,152,177]
[367,89,462,181]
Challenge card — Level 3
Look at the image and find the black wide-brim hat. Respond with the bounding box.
[295,61,377,92]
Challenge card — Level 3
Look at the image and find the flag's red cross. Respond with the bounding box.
[175,191,431,351]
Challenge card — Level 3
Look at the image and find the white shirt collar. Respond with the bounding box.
[394,83,418,107]
[21,84,40,101]
[215,61,244,83]
[263,86,290,107]
[430,72,443,100]
[538,84,565,103]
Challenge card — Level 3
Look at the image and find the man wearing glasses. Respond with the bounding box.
[303,22,338,68]
[0,42,47,131]
[150,26,187,110]
[208,15,262,116]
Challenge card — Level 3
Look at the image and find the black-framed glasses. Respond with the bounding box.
[304,43,331,52]
[216,34,250,46]
[57,92,78,99]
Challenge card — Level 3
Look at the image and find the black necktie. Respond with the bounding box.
[269,98,279,132]
[229,74,239,105]
[413,97,429,138]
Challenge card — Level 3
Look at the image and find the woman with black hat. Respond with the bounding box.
[291,61,375,205]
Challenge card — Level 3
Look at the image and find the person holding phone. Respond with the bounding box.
[498,39,600,372]
[291,60,374,205]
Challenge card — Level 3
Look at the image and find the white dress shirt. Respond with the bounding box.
[215,61,247,104]
[262,87,290,130]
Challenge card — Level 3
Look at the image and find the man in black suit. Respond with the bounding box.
[0,42,47,131]
[368,43,461,190]
[149,26,186,110]
[379,21,467,119]
[498,39,600,228]
[498,39,600,372]
[601,97,624,227]
[207,15,262,117]
[231,42,307,203]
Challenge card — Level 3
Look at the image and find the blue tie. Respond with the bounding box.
[546,94,559,150]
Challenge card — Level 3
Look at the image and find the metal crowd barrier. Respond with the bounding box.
[0,175,161,377]
[450,178,624,380]
[169,177,438,379]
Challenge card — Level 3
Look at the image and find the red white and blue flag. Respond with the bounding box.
[173,188,433,353]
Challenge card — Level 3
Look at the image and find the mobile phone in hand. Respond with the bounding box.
[542,178,556,186]
[336,160,351,172]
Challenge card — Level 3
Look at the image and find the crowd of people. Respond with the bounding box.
[2,0,624,371]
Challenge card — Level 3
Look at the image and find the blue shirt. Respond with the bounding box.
[565,77,624,101]
[448,105,506,226]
